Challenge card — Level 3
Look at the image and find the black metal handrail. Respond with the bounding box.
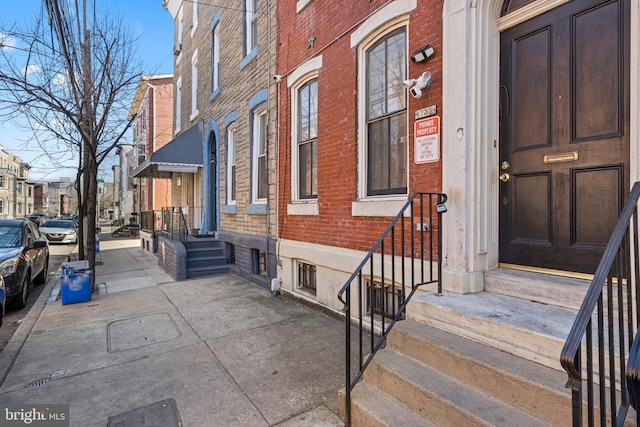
[561,181,640,426]
[160,207,189,245]
[337,192,447,426]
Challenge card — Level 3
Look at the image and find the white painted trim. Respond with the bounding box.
[497,0,571,31]
[287,55,322,88]
[350,0,416,48]
[296,0,313,14]
[287,202,319,216]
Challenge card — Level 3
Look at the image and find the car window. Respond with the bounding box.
[28,223,41,240]
[0,225,23,248]
[43,220,74,229]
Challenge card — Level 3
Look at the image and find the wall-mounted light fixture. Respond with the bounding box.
[411,44,435,64]
[403,71,432,98]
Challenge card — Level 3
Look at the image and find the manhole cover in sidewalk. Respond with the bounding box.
[107,313,182,352]
[107,398,182,427]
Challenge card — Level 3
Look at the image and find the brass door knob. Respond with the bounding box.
[499,173,511,182]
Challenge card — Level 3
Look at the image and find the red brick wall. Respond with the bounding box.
[277,0,443,252]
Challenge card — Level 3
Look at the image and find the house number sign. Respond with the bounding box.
[414,116,440,164]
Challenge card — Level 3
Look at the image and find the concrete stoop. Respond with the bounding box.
[185,237,230,279]
[340,319,572,426]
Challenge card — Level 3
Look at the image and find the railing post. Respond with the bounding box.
[345,288,351,427]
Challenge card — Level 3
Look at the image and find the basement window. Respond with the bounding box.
[253,249,267,277]
[298,262,316,294]
[365,278,405,320]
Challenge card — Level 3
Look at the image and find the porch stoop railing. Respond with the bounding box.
[337,192,447,426]
[160,207,189,245]
[561,181,640,426]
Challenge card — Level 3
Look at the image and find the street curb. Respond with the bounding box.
[0,270,61,388]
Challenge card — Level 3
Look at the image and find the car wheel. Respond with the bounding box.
[12,273,30,309]
[34,257,49,285]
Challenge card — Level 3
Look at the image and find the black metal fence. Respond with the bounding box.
[561,182,640,426]
[337,192,447,426]
[160,207,188,245]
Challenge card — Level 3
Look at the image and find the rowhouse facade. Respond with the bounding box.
[163,0,278,287]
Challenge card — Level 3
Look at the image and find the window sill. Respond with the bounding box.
[240,47,259,70]
[189,110,199,122]
[210,87,221,102]
[223,204,236,214]
[248,203,267,215]
[352,198,409,217]
[287,202,319,216]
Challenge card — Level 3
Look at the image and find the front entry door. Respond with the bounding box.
[499,0,630,274]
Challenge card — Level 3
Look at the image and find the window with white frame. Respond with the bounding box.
[190,50,199,120]
[176,6,184,62]
[297,79,318,199]
[175,77,182,133]
[364,28,407,196]
[226,127,236,204]
[191,0,198,36]
[245,0,257,55]
[0,200,4,214]
[0,175,4,188]
[211,24,220,93]
[252,111,267,202]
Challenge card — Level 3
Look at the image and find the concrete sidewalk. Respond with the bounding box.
[0,235,348,426]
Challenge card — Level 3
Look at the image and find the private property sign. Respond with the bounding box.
[414,116,440,164]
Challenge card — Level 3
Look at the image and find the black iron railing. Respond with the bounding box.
[561,182,640,426]
[140,210,154,232]
[337,192,447,426]
[160,207,189,245]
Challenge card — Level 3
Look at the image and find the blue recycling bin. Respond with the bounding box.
[60,269,92,305]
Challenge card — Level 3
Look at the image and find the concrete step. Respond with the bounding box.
[408,290,575,371]
[484,267,590,310]
[187,246,225,258]
[387,320,571,425]
[186,256,228,269]
[365,349,549,426]
[186,264,230,279]
[186,238,224,251]
[339,382,435,427]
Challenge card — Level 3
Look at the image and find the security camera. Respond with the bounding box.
[273,74,282,82]
[406,71,432,98]
[409,86,422,98]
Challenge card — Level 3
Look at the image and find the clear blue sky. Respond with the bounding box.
[0,0,174,181]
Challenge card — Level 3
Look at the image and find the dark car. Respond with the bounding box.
[28,214,48,226]
[0,219,49,309]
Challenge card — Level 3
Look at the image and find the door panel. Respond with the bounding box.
[513,28,552,150]
[499,0,629,274]
[574,1,622,139]
[512,173,551,243]
[573,166,622,246]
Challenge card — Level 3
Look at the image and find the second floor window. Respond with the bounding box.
[211,25,220,93]
[366,28,407,196]
[297,79,318,199]
[191,50,199,119]
[252,111,267,202]
[226,128,236,204]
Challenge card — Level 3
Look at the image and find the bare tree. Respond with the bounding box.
[0,0,143,285]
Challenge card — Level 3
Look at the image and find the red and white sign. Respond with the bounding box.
[414,116,440,164]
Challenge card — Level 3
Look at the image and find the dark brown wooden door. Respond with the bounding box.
[499,0,630,274]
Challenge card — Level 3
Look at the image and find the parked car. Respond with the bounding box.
[28,213,48,226]
[0,219,50,309]
[0,276,5,327]
[39,219,78,244]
